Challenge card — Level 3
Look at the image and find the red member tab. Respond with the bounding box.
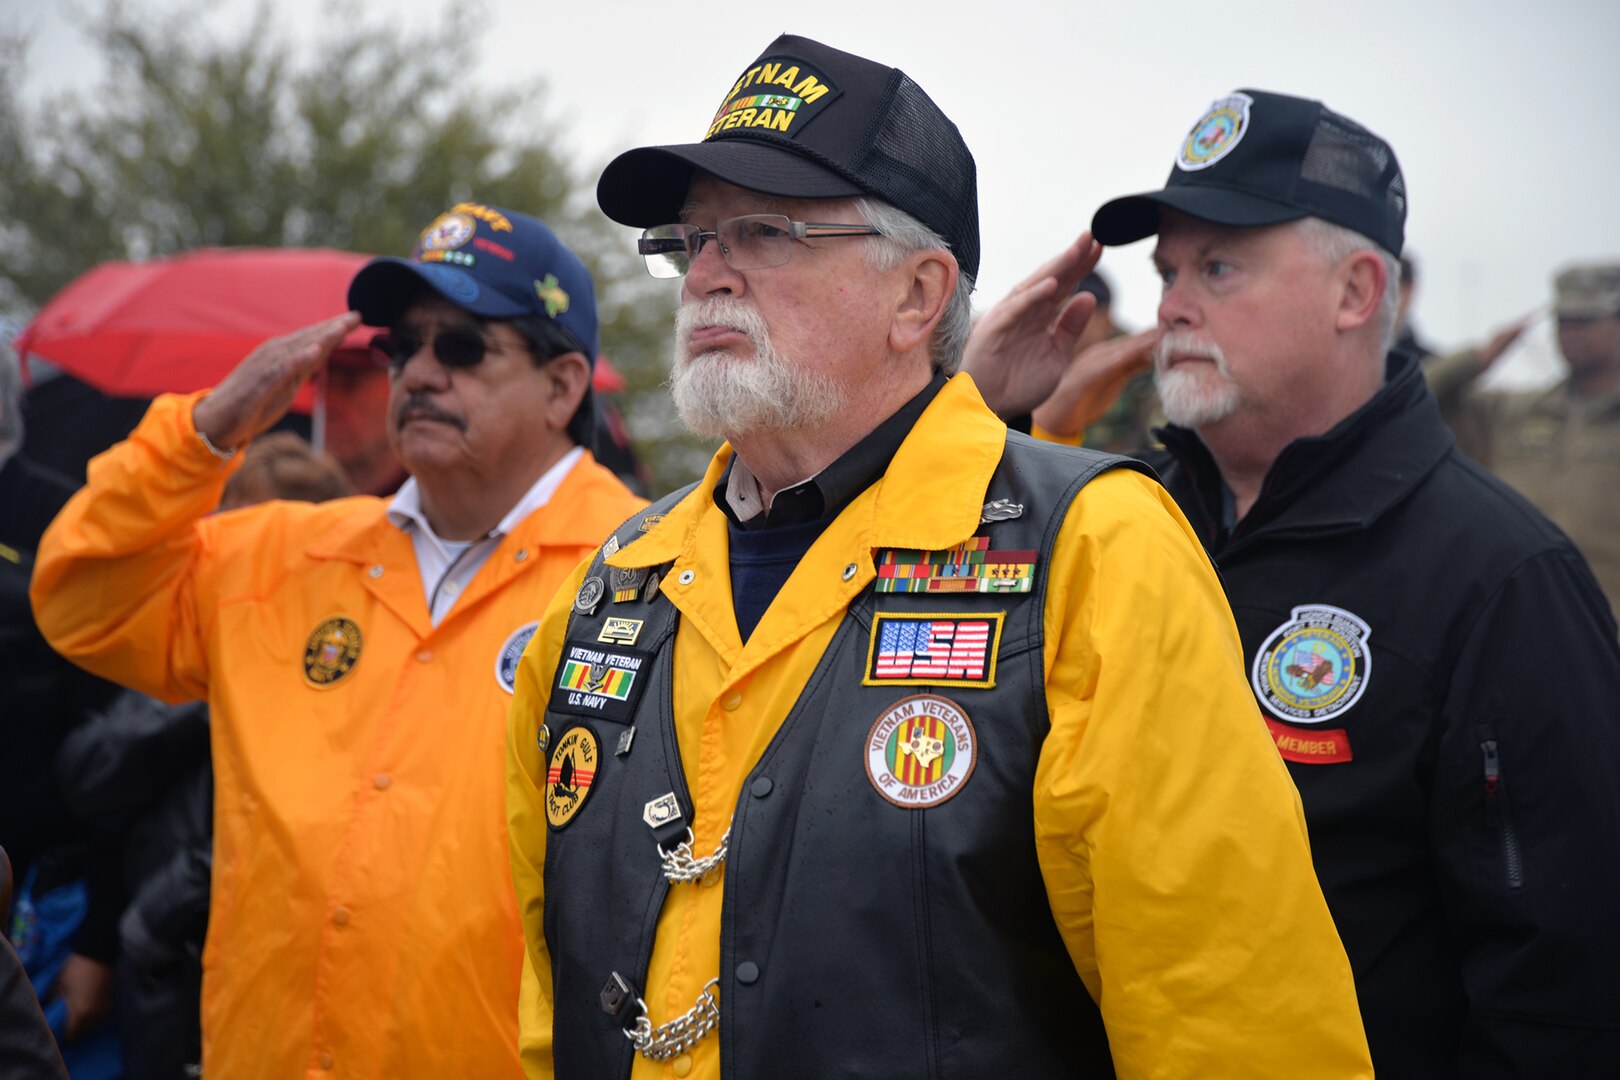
[1265,717,1353,764]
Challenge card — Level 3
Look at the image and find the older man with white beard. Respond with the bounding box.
[965,89,1620,1079]
[504,38,1372,1080]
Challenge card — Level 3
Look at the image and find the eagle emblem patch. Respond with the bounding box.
[302,616,362,688]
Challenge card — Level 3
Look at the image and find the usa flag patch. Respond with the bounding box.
[863,612,1005,689]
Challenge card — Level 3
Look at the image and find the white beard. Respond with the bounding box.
[1154,331,1241,428]
[670,298,845,439]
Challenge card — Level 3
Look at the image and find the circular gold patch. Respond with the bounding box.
[303,616,362,688]
[546,725,600,829]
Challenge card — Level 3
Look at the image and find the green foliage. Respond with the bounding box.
[1,1,714,492]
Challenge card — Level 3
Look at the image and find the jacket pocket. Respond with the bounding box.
[1480,738,1525,889]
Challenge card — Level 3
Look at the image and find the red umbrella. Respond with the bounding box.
[16,247,375,412]
[592,355,628,393]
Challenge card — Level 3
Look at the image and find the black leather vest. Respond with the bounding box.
[534,434,1144,1078]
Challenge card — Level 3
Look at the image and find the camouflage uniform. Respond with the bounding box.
[1426,265,1620,619]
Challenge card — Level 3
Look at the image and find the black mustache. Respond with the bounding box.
[396,395,467,432]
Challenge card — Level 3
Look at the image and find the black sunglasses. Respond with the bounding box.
[369,326,494,372]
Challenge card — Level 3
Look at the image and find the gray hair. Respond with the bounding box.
[852,197,976,374]
[0,340,23,465]
[1296,217,1402,353]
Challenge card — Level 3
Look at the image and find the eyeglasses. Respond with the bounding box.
[369,326,498,372]
[637,214,882,279]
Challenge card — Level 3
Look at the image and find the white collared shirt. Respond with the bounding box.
[723,453,818,523]
[387,446,584,626]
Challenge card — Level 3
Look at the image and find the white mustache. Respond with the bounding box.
[1153,331,1229,372]
[675,298,768,357]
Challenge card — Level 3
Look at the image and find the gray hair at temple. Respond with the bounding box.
[854,197,976,375]
[1297,217,1402,353]
[0,340,23,465]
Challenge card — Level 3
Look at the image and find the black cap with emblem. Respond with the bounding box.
[1092,89,1407,257]
[596,34,981,279]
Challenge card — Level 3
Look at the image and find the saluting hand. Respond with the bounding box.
[191,312,362,451]
[959,232,1103,418]
[1474,312,1536,376]
[1032,328,1162,441]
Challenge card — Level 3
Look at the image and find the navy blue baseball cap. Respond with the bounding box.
[1092,90,1407,256]
[348,204,600,361]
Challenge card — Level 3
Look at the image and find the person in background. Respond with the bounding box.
[1423,262,1620,620]
[57,433,353,1080]
[1,848,69,1080]
[966,88,1620,1076]
[1,341,124,1076]
[32,205,646,1078]
[1393,253,1435,362]
[324,348,409,496]
[0,347,74,1080]
[1027,271,1164,453]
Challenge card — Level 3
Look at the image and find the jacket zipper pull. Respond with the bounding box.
[1482,739,1500,796]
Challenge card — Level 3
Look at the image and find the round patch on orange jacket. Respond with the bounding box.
[303,616,362,688]
[546,725,600,829]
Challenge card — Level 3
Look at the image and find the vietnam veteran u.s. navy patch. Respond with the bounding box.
[863,612,1004,689]
[549,642,652,724]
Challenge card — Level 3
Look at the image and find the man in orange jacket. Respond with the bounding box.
[32,206,646,1079]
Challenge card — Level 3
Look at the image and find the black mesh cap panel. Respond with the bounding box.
[1299,109,1407,254]
[849,73,980,280]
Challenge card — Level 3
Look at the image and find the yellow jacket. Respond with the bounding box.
[33,392,645,1080]
[507,375,1372,1078]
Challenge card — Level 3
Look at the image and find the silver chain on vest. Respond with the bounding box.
[624,978,722,1061]
[624,823,733,1060]
[659,825,731,884]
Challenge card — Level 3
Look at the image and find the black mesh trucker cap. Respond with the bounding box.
[1092,90,1407,256]
[596,34,981,279]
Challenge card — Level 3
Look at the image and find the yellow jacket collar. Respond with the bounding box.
[609,373,1005,571]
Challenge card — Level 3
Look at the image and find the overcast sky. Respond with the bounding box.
[12,0,1618,382]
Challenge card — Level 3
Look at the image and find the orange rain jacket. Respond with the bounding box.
[32,392,645,1080]
[507,375,1372,1079]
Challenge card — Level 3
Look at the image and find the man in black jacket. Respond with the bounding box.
[965,89,1620,1077]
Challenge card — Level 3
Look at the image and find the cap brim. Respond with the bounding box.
[1555,302,1620,319]
[597,140,865,228]
[1091,185,1309,246]
[346,258,531,327]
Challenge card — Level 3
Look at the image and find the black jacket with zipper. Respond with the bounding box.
[1143,353,1620,1078]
